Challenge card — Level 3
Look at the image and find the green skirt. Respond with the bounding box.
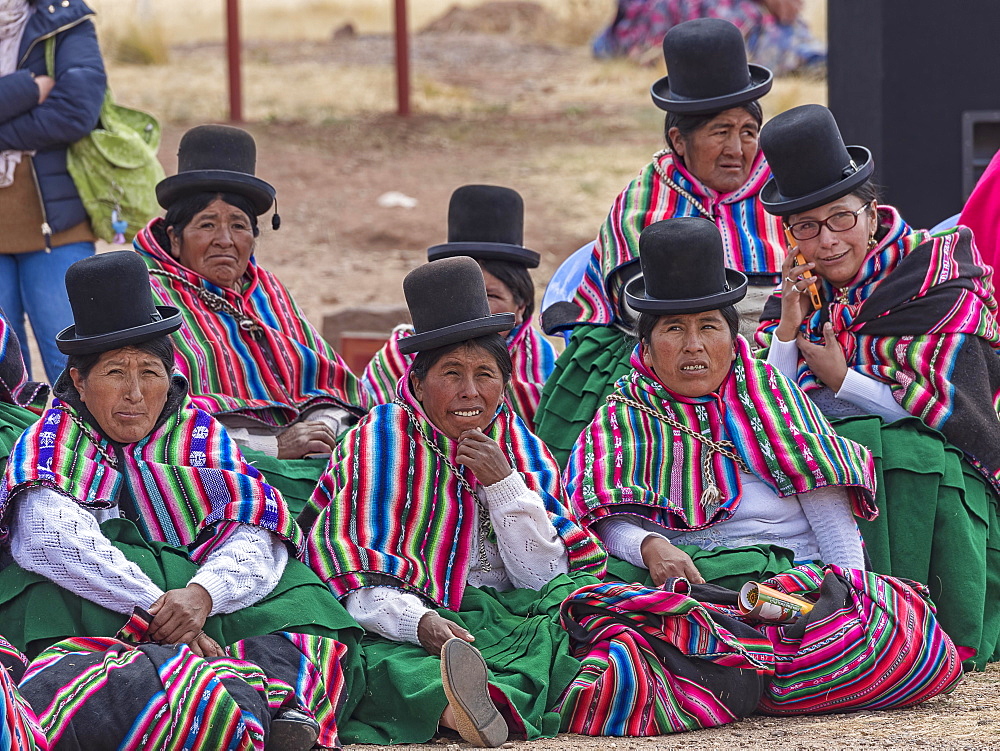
[241,448,328,517]
[0,518,367,718]
[833,415,1000,670]
[534,325,635,467]
[341,571,602,745]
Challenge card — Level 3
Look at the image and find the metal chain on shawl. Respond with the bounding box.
[0,401,302,558]
[756,208,1000,491]
[566,338,877,532]
[133,220,370,428]
[301,388,606,610]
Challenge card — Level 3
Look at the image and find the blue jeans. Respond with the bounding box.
[0,241,96,382]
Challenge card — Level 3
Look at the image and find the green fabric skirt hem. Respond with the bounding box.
[0,517,367,717]
[832,415,1000,670]
[534,325,634,467]
[340,571,603,746]
[240,449,328,518]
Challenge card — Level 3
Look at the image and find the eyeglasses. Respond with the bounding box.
[786,204,869,241]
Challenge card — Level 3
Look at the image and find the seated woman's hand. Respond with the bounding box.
[797,322,849,392]
[640,535,705,586]
[148,583,214,648]
[456,429,513,487]
[277,420,339,459]
[775,250,819,342]
[417,612,475,657]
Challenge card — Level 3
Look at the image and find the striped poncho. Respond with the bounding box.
[571,149,784,327]
[134,219,369,428]
[565,337,876,532]
[0,387,303,561]
[362,320,557,431]
[301,377,606,610]
[756,206,1000,491]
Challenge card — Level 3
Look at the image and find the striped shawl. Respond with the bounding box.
[362,320,556,431]
[565,337,876,531]
[0,398,303,560]
[0,315,45,411]
[756,207,1000,491]
[134,219,369,428]
[572,149,785,327]
[0,637,45,751]
[301,377,606,609]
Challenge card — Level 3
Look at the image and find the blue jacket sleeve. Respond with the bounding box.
[0,20,106,151]
[0,70,42,124]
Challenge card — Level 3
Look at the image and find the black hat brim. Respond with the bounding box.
[651,64,773,113]
[427,242,541,268]
[761,146,874,217]
[624,269,748,315]
[156,170,275,214]
[398,313,516,355]
[56,306,183,355]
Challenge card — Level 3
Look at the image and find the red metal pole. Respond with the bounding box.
[394,0,410,117]
[226,0,243,122]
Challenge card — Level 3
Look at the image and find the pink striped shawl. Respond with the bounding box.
[757,206,1000,490]
[361,319,556,431]
[301,375,606,609]
[134,220,369,428]
[565,337,876,532]
[572,149,785,327]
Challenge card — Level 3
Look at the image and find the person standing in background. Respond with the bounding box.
[0,0,105,381]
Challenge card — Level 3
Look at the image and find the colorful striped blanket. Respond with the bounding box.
[571,149,784,327]
[0,394,302,561]
[757,207,1000,491]
[301,378,606,609]
[565,337,876,531]
[0,315,45,411]
[362,320,556,431]
[0,637,46,751]
[134,220,369,428]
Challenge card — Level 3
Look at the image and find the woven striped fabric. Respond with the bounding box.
[565,337,876,532]
[0,638,46,751]
[0,315,45,412]
[20,628,349,751]
[0,398,302,560]
[757,207,1000,490]
[134,220,369,428]
[572,149,785,326]
[301,378,606,609]
[558,580,773,736]
[362,320,556,430]
[755,563,963,713]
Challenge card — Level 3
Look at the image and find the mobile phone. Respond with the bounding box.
[784,228,822,310]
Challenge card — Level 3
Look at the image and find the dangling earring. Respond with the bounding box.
[867,204,878,250]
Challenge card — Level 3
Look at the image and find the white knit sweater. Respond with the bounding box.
[344,470,569,645]
[594,471,865,571]
[10,485,288,615]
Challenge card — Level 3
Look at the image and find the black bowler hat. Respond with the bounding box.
[156,125,276,216]
[651,18,772,114]
[759,104,874,216]
[427,185,540,268]
[625,217,747,314]
[56,251,182,355]
[398,257,515,355]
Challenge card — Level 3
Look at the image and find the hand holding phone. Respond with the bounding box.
[785,228,822,310]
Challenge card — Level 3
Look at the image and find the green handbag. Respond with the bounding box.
[45,37,165,244]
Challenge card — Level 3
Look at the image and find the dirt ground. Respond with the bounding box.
[87,4,1000,746]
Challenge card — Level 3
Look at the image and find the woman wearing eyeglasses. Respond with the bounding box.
[755,105,1000,671]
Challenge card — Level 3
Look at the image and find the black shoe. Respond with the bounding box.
[440,638,508,748]
[266,708,320,751]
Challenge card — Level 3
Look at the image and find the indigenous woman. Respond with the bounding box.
[1,312,46,470]
[566,217,877,592]
[363,185,556,431]
[537,18,785,464]
[132,125,368,511]
[755,104,1000,668]
[0,253,365,737]
[301,257,605,747]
